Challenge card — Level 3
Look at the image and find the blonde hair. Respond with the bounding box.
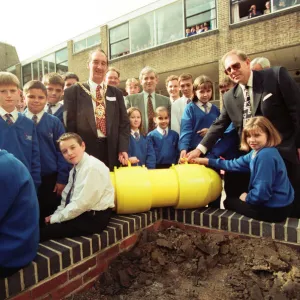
[127,107,144,135]
[240,117,282,151]
[125,77,139,87]
[154,106,169,117]
[0,72,20,88]
[165,75,179,87]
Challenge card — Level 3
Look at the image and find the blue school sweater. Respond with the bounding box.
[208,147,294,208]
[206,123,243,160]
[0,150,39,269]
[179,102,220,151]
[128,134,156,168]
[34,113,69,184]
[147,128,179,168]
[0,113,41,188]
[54,105,64,124]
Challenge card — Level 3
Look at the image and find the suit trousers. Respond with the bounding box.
[87,137,109,168]
[38,173,61,228]
[284,159,300,218]
[40,208,112,242]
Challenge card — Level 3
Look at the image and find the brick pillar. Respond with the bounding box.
[100,25,109,56]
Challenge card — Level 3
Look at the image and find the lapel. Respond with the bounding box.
[105,86,116,136]
[233,84,244,112]
[252,71,264,115]
[80,82,97,136]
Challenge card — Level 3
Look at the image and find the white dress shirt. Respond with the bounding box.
[171,95,192,134]
[143,91,156,133]
[156,126,169,136]
[88,79,106,137]
[195,101,212,114]
[50,152,115,224]
[131,129,140,138]
[0,107,18,123]
[25,110,45,124]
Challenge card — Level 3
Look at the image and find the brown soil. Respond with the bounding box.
[72,227,300,300]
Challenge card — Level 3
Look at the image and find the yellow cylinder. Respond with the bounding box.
[148,168,178,207]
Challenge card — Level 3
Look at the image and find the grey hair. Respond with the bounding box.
[250,57,271,69]
[139,66,158,81]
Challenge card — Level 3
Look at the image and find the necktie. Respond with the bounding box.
[186,98,191,104]
[65,168,77,207]
[163,129,167,136]
[5,114,13,125]
[147,94,155,133]
[134,131,140,141]
[95,85,106,136]
[32,114,38,125]
[47,104,55,114]
[203,103,209,114]
[243,86,252,127]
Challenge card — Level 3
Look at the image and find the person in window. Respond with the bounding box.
[248,5,262,18]
[264,1,271,14]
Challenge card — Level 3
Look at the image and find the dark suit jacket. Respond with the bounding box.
[201,67,300,164]
[125,92,171,132]
[64,82,130,170]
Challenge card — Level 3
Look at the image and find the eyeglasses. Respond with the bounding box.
[224,62,241,75]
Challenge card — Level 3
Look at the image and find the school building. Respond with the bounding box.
[5,0,300,102]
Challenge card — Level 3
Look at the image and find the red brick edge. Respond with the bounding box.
[10,221,162,300]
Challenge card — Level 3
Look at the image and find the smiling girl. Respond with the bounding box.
[191,116,294,222]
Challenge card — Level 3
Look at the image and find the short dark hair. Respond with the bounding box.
[87,48,108,64]
[42,73,64,89]
[23,80,47,97]
[219,77,235,89]
[107,67,120,78]
[57,132,83,147]
[63,72,79,82]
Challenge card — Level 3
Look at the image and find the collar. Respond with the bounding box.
[239,71,253,90]
[198,101,212,108]
[47,102,61,108]
[131,129,140,135]
[182,94,193,103]
[26,110,45,122]
[0,107,18,120]
[88,79,105,91]
[156,126,168,135]
[74,152,88,171]
[143,91,155,99]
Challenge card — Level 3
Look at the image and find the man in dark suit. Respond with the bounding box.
[187,49,300,217]
[64,48,130,171]
[125,66,170,134]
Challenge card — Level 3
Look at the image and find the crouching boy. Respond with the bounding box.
[40,133,114,242]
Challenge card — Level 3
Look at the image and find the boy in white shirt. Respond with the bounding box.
[40,132,115,242]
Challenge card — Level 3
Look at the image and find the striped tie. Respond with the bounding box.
[5,114,13,125]
[32,115,38,125]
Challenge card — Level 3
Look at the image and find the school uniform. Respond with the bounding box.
[45,102,64,124]
[147,127,179,169]
[0,108,41,188]
[24,110,70,226]
[208,147,294,222]
[40,152,115,242]
[179,101,220,152]
[128,129,156,168]
[0,150,39,278]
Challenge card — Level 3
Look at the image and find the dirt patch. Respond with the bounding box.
[72,227,300,300]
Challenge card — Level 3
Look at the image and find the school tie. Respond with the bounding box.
[186,98,191,104]
[163,129,167,136]
[203,103,209,114]
[95,85,106,136]
[65,168,77,207]
[32,114,38,125]
[243,86,252,127]
[47,104,55,114]
[147,94,155,132]
[134,131,140,141]
[4,114,13,125]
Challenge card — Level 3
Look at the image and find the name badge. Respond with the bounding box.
[106,96,116,101]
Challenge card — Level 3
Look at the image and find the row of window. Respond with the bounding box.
[22,48,68,85]
[73,33,101,53]
[109,0,216,59]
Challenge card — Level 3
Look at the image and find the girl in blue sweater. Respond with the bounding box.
[179,75,220,160]
[127,107,155,168]
[191,116,294,222]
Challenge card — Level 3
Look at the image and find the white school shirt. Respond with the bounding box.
[195,101,212,114]
[0,107,18,123]
[50,152,115,224]
[156,126,169,136]
[25,110,45,124]
[44,102,62,115]
[171,95,192,134]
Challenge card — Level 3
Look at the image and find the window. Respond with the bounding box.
[42,53,55,76]
[73,33,101,53]
[185,0,216,35]
[130,12,154,53]
[22,64,32,85]
[156,1,184,45]
[109,23,130,59]
[56,48,68,74]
